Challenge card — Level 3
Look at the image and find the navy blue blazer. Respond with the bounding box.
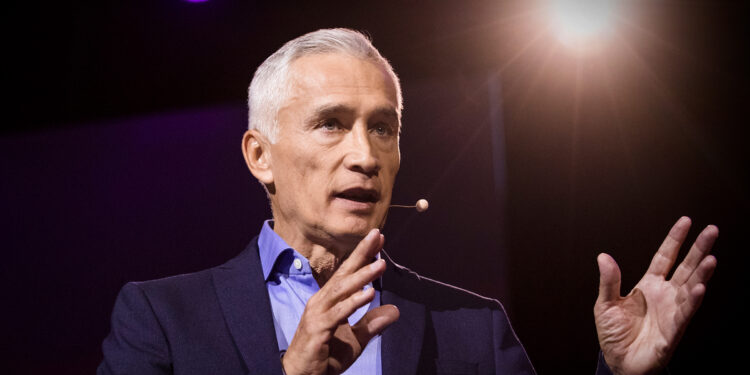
[98,238,612,374]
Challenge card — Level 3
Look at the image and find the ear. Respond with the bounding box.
[242,129,274,186]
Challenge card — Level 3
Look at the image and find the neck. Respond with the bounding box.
[301,245,343,286]
[272,220,358,286]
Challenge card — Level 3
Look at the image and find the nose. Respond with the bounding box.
[342,123,380,177]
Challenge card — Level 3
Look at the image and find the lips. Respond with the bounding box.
[334,187,380,203]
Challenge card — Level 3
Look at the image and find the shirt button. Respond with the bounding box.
[293,258,303,270]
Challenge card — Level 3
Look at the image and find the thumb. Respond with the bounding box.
[596,253,622,304]
[351,304,400,348]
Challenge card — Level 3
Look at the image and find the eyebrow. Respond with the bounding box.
[307,104,400,123]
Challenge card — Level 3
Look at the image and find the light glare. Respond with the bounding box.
[548,0,617,50]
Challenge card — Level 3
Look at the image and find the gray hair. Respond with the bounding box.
[247,28,403,143]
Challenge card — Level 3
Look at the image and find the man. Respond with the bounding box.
[98,28,718,375]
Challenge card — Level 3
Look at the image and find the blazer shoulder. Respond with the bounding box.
[133,236,259,287]
[126,239,259,308]
[130,265,212,292]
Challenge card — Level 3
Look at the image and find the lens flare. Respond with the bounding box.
[547,0,618,50]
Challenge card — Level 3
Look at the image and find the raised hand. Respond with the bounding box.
[594,217,718,375]
[281,229,400,375]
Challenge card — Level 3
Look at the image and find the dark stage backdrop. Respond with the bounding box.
[3,1,747,374]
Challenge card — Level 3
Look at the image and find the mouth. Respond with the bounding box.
[333,187,381,213]
[334,187,381,204]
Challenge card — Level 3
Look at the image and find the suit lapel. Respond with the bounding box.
[381,250,426,375]
[212,238,283,375]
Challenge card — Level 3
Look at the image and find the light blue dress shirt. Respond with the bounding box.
[257,220,382,375]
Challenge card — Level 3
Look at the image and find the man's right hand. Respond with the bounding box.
[281,228,400,375]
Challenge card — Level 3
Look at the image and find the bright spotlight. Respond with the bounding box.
[547,0,618,51]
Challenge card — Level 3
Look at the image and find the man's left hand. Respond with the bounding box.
[594,216,718,375]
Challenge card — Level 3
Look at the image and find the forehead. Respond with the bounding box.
[283,53,400,113]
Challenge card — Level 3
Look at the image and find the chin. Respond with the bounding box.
[329,214,381,241]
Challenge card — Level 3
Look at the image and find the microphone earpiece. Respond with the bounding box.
[390,199,429,213]
[415,199,429,212]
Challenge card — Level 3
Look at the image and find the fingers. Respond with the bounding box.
[670,225,719,286]
[313,228,384,309]
[326,287,377,324]
[645,217,692,277]
[337,229,384,275]
[596,253,622,304]
[351,304,400,348]
[317,258,386,310]
[682,254,717,297]
[676,254,716,314]
[679,283,707,323]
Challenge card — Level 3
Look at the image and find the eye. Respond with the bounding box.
[372,122,394,136]
[317,119,341,132]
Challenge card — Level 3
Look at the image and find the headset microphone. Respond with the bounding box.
[390,199,429,213]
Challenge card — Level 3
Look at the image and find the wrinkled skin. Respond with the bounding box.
[595,217,718,375]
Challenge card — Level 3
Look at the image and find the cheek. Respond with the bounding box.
[283,153,332,202]
[383,152,401,184]
[273,149,312,197]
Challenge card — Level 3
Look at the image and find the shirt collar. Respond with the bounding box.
[257,219,382,281]
[258,220,295,281]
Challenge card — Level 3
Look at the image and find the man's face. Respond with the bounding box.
[268,53,401,247]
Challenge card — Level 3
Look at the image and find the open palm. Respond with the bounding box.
[594,217,718,375]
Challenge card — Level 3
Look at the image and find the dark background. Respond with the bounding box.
[2,1,747,374]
